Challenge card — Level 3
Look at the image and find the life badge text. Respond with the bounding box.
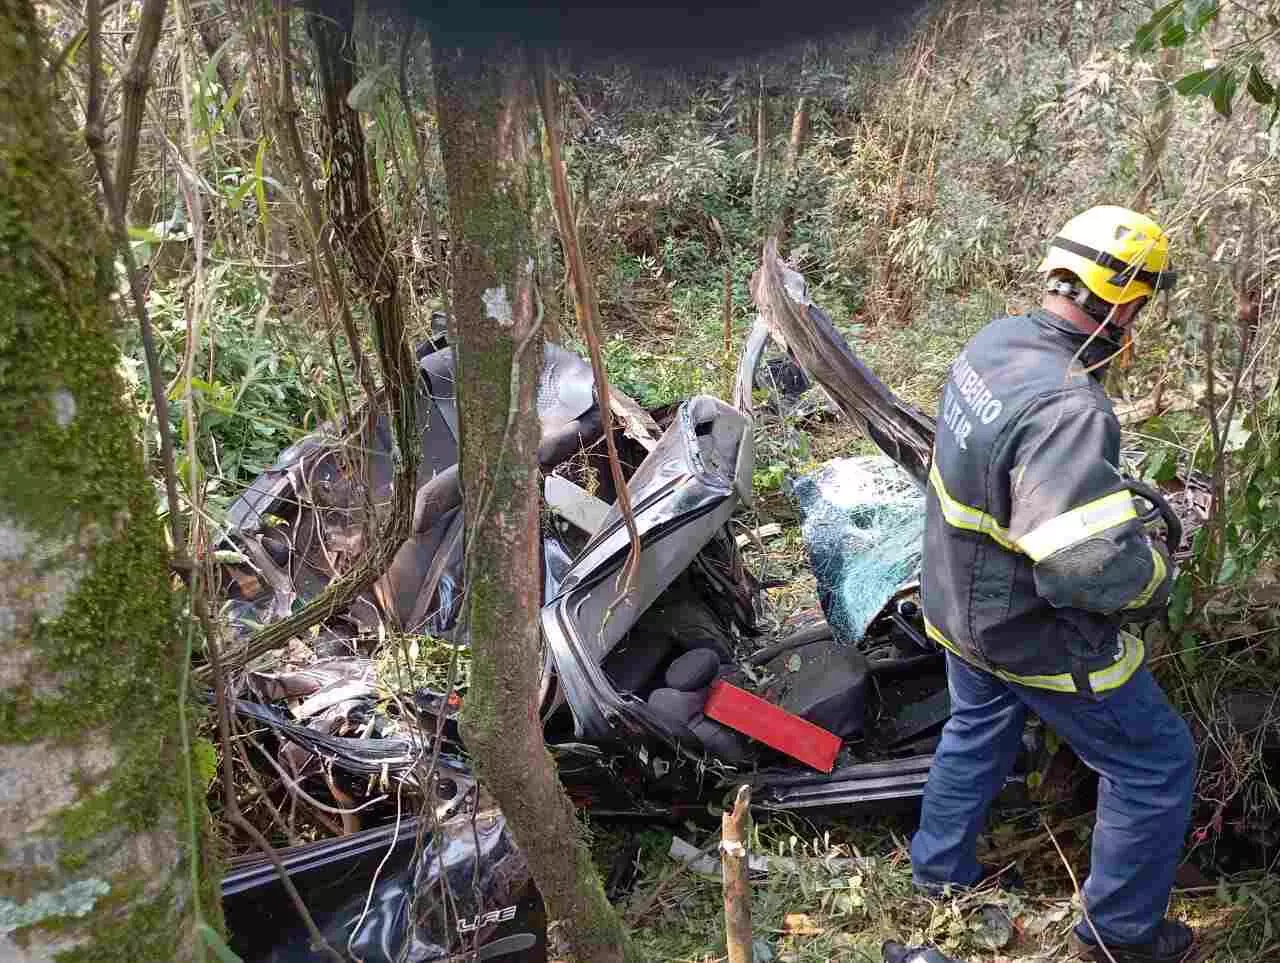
[457,904,518,933]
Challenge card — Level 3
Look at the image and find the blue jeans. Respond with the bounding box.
[910,652,1196,945]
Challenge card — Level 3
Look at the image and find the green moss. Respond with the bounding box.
[52,883,186,963]
[0,1,215,955]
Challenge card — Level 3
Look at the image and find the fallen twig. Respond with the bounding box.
[1043,816,1118,963]
[983,811,1095,864]
[1115,390,1200,427]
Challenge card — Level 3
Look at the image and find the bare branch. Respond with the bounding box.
[200,589,345,962]
[114,0,168,210]
[536,57,643,594]
[203,0,421,680]
[397,26,449,311]
[85,0,188,568]
[274,0,377,398]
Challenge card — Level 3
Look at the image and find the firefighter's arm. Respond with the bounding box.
[1005,395,1172,615]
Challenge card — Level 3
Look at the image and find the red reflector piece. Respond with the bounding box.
[704,680,841,773]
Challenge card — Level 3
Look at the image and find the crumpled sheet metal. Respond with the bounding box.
[792,456,925,643]
[247,656,375,713]
[223,806,545,962]
[326,807,541,962]
[749,238,936,486]
[218,342,602,650]
[541,395,753,741]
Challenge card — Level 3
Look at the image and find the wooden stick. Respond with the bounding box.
[722,785,753,963]
[114,0,169,209]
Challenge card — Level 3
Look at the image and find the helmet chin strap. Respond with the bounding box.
[1045,277,1120,328]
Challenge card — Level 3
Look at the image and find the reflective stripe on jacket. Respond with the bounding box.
[920,309,1173,695]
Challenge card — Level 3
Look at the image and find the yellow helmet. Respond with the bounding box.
[1037,205,1177,305]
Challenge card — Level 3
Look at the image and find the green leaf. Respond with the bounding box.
[128,225,164,244]
[227,179,256,211]
[1174,67,1238,116]
[52,28,88,75]
[199,31,238,96]
[1247,64,1277,105]
[254,138,269,230]
[1160,21,1189,47]
[1133,0,1182,52]
[1168,572,1193,631]
[1178,631,1200,672]
[1182,0,1218,33]
[198,922,245,963]
[222,76,247,120]
[1174,67,1220,96]
[1145,447,1178,484]
[192,737,219,788]
[1212,68,1238,117]
[1217,553,1239,585]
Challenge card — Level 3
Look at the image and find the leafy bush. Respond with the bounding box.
[117,267,345,517]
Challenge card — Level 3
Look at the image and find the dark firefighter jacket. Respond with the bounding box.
[920,308,1173,695]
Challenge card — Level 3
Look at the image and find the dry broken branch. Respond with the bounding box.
[722,785,753,963]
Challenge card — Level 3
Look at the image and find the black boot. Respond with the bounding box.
[1067,919,1195,963]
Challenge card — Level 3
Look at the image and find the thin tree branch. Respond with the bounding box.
[397,25,449,311]
[202,0,421,681]
[274,0,376,398]
[535,57,642,595]
[1043,818,1118,963]
[751,72,768,219]
[114,0,169,209]
[85,0,188,569]
[201,591,345,962]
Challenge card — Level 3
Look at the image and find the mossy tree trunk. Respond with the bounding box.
[0,2,211,959]
[431,36,634,962]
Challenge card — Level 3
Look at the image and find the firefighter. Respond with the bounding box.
[910,206,1196,963]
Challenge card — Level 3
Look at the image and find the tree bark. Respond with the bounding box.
[431,35,634,962]
[0,2,211,959]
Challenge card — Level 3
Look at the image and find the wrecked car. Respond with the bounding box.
[217,253,1186,961]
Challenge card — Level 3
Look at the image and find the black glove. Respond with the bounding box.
[1122,538,1176,624]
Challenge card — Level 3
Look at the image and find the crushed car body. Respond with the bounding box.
[217,256,1061,960]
